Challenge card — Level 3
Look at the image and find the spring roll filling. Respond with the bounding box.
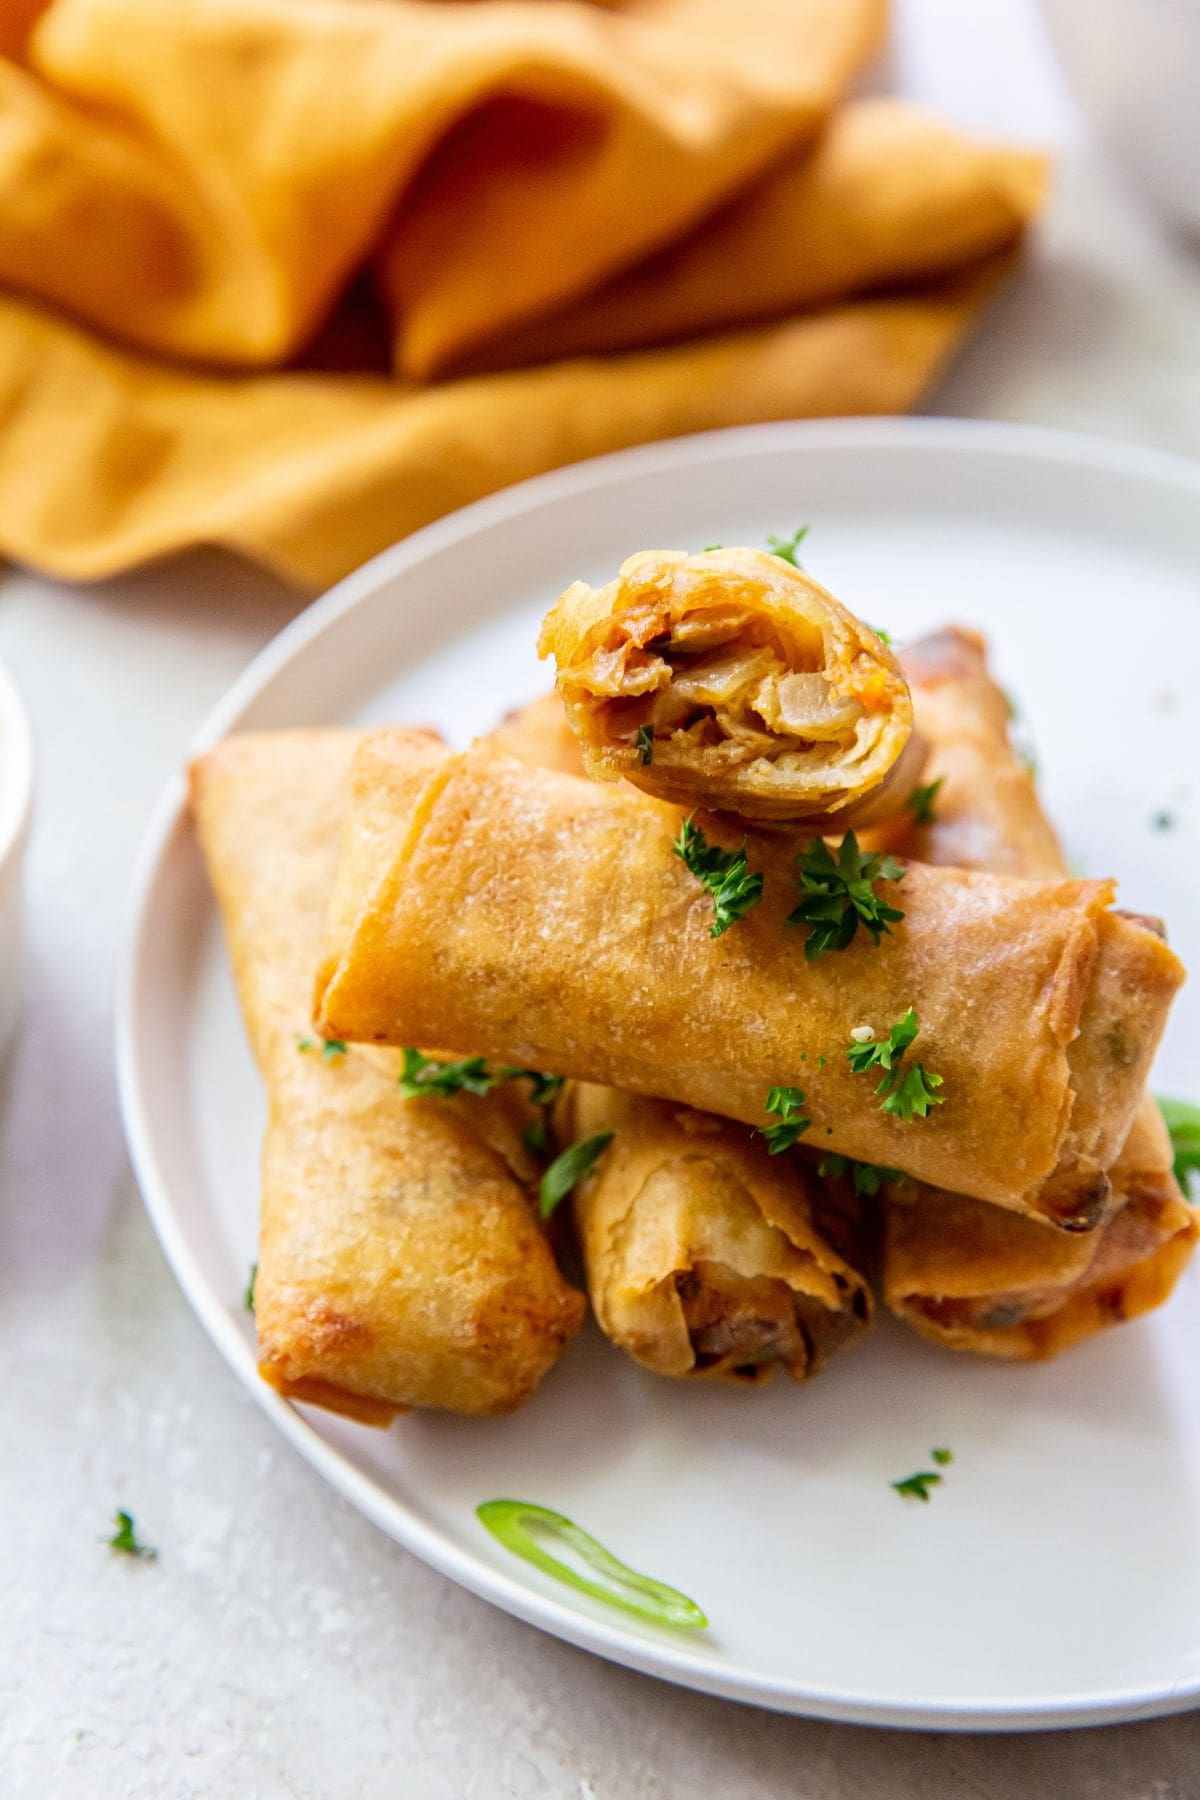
[550,555,907,798]
[673,1262,866,1381]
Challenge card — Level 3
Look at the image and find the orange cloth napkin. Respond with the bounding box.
[0,0,1046,590]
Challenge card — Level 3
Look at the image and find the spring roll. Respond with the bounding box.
[190,730,584,1424]
[492,696,873,1383]
[870,628,1197,1355]
[557,1085,871,1383]
[537,547,924,826]
[315,731,1184,1227]
[886,1102,1195,1357]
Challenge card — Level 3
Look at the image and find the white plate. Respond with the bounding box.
[117,420,1200,1732]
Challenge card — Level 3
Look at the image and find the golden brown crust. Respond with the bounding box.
[316,732,1182,1222]
[191,730,584,1421]
[560,1085,871,1384]
[537,547,921,825]
[873,629,1196,1356]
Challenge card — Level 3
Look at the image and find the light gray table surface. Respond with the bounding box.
[3,3,1198,1794]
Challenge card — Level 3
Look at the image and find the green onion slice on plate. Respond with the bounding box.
[476,1500,707,1630]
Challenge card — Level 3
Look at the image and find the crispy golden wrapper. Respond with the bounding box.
[190,730,584,1423]
[315,731,1183,1227]
[558,1086,871,1384]
[536,547,924,826]
[871,628,1197,1357]
[493,697,872,1384]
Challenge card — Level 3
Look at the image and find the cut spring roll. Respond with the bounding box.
[870,628,1197,1356]
[315,731,1184,1227]
[190,731,584,1423]
[558,1086,871,1384]
[493,696,873,1384]
[537,547,924,826]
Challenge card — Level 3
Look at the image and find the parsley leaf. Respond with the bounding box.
[522,1117,549,1160]
[635,724,654,766]
[107,1510,156,1559]
[906,778,944,827]
[1157,1097,1200,1199]
[500,1069,565,1107]
[880,1064,945,1121]
[931,1447,953,1467]
[760,1086,811,1154]
[701,541,724,553]
[674,816,764,937]
[816,1154,906,1197]
[297,1034,345,1061]
[892,1471,942,1503]
[399,1049,503,1097]
[766,525,809,568]
[539,1132,614,1219]
[867,624,891,646]
[846,1009,918,1074]
[243,1263,257,1312]
[785,833,905,960]
[847,1008,945,1122]
[400,1051,565,1109]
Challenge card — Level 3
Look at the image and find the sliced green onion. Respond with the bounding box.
[477,1500,707,1629]
[538,1132,613,1220]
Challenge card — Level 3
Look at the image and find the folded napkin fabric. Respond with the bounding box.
[0,0,1046,590]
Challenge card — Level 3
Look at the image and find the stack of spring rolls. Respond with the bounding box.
[191,547,1196,1422]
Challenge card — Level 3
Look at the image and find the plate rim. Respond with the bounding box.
[115,416,1200,1732]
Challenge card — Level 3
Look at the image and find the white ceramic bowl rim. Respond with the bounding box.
[0,654,34,868]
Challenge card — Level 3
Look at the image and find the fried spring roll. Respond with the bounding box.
[492,697,873,1383]
[558,1087,871,1383]
[871,628,1197,1356]
[315,732,1184,1227]
[190,731,584,1423]
[537,547,924,826]
[886,1103,1195,1357]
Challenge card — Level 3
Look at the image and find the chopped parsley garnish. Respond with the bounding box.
[635,725,654,766]
[502,1068,564,1107]
[816,1154,906,1197]
[107,1510,156,1559]
[847,1006,919,1073]
[398,1051,563,1105]
[1152,811,1176,832]
[1157,1097,1200,1199]
[701,541,724,553]
[243,1263,257,1312]
[760,1086,811,1154]
[539,1133,614,1219]
[477,1500,707,1629]
[847,1007,945,1121]
[892,1471,942,1503]
[297,1034,345,1061]
[868,624,891,646]
[522,1117,549,1160]
[673,816,763,938]
[931,1447,953,1467]
[766,525,809,568]
[906,778,944,827]
[878,1064,945,1120]
[399,1049,502,1097]
[786,833,906,959]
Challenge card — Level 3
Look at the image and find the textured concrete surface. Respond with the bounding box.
[3,1,1199,1793]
